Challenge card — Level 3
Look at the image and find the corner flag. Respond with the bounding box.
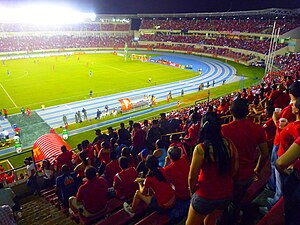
[124,42,128,61]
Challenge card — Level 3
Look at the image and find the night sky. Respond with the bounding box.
[1,0,300,14]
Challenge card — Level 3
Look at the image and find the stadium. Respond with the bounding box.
[0,1,299,224]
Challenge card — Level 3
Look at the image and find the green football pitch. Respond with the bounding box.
[0,53,196,113]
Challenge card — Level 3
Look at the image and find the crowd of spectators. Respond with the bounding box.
[139,34,288,54]
[140,18,300,34]
[0,35,134,52]
[0,23,130,32]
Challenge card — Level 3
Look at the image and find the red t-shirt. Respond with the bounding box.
[195,143,235,200]
[169,141,189,162]
[114,167,138,199]
[76,177,108,214]
[84,146,95,165]
[104,160,121,187]
[132,129,146,149]
[268,90,290,109]
[99,149,111,164]
[278,121,300,157]
[274,104,296,146]
[144,169,175,208]
[222,119,267,181]
[263,118,276,150]
[164,157,190,200]
[56,151,73,170]
[184,122,200,147]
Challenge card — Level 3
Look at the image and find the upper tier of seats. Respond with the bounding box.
[0,23,130,32]
[140,18,300,34]
[0,35,133,52]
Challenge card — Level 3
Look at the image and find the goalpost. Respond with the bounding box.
[131,54,149,62]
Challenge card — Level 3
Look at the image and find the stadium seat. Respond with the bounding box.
[96,203,147,225]
[79,198,127,225]
[134,212,170,225]
[256,197,284,225]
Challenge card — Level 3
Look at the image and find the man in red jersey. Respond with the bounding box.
[69,166,108,217]
[56,146,73,171]
[113,157,138,200]
[169,133,189,162]
[268,83,290,109]
[260,81,300,213]
[131,123,146,157]
[104,151,121,187]
[217,98,269,225]
[164,146,190,200]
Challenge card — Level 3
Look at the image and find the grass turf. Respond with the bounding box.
[0,53,196,113]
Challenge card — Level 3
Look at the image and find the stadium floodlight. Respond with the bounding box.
[0,4,96,24]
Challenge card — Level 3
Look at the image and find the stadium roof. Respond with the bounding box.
[96,8,300,19]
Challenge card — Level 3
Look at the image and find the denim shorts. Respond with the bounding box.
[149,197,172,214]
[191,193,231,215]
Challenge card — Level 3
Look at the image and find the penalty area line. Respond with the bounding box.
[0,83,18,108]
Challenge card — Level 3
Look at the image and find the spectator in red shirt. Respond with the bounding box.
[266,81,300,212]
[268,83,290,109]
[69,166,108,218]
[113,157,138,200]
[131,123,146,157]
[164,146,190,200]
[82,140,96,167]
[98,141,111,165]
[169,134,189,162]
[276,136,300,225]
[104,151,121,187]
[219,98,269,224]
[183,113,200,157]
[56,145,73,171]
[123,155,176,217]
[186,112,238,225]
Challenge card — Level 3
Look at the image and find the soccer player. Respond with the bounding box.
[89,90,93,98]
[148,77,152,83]
[89,71,92,77]
[7,70,10,77]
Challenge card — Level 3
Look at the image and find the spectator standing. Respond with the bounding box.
[276,136,300,225]
[118,123,131,146]
[146,119,161,151]
[186,112,238,225]
[131,123,146,157]
[218,98,269,224]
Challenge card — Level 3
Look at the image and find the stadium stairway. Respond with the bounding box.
[17,196,78,225]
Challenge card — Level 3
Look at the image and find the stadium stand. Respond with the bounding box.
[140,18,300,34]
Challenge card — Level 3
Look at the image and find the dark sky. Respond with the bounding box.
[1,0,300,14]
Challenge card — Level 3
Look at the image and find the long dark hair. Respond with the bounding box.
[146,155,167,182]
[199,112,231,175]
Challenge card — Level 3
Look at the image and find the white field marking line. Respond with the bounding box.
[100,64,129,73]
[0,82,18,108]
[1,70,29,82]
